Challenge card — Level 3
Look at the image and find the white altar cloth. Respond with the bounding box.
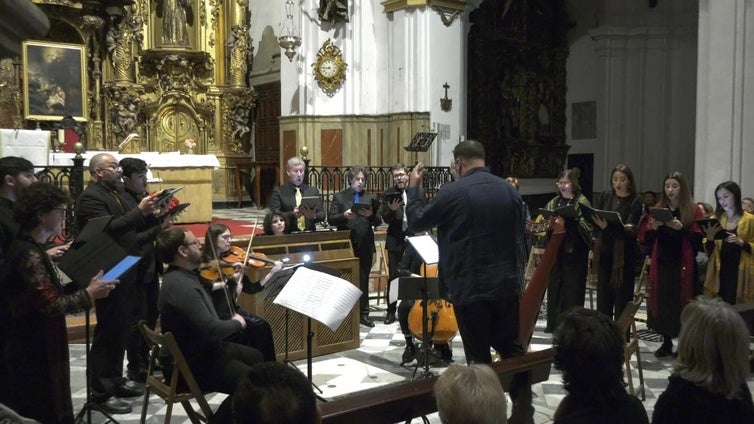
[47,151,221,169]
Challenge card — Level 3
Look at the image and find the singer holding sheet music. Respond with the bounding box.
[591,164,643,322]
[4,183,116,424]
[328,166,382,328]
[637,172,704,358]
[538,168,592,332]
[269,157,325,232]
[702,181,754,305]
[379,163,410,325]
[407,140,531,422]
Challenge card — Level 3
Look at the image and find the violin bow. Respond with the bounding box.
[207,232,236,315]
[243,217,259,270]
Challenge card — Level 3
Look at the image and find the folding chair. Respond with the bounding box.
[138,320,213,424]
[616,296,646,400]
[369,242,390,305]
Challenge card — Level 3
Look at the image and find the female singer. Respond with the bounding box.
[592,164,643,322]
[4,183,115,424]
[702,181,754,305]
[639,172,704,358]
[539,168,592,332]
[263,210,292,236]
[201,223,283,361]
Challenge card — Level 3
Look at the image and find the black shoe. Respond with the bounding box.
[114,380,145,398]
[401,344,416,364]
[359,316,375,327]
[654,345,673,358]
[384,313,396,325]
[97,397,132,415]
[436,344,453,362]
[127,369,148,383]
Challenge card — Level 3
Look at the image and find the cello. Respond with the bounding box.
[407,263,459,344]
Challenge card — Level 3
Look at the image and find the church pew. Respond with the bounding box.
[320,348,554,424]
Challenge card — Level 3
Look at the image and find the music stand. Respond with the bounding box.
[404,132,437,163]
[397,275,443,379]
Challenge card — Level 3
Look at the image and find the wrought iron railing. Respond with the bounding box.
[34,157,85,239]
[305,165,453,220]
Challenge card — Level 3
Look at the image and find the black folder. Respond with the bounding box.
[650,208,675,223]
[58,216,132,285]
[582,205,624,227]
[696,218,731,240]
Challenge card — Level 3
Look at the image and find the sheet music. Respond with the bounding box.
[273,267,362,332]
[407,235,439,265]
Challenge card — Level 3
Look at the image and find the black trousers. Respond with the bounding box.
[385,248,404,315]
[357,252,373,316]
[596,253,637,321]
[89,278,139,398]
[186,342,263,395]
[546,249,589,330]
[126,276,160,375]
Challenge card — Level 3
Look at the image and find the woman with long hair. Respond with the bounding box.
[702,181,754,304]
[539,168,592,332]
[4,183,114,423]
[592,164,643,321]
[652,296,754,423]
[262,210,292,236]
[638,172,704,358]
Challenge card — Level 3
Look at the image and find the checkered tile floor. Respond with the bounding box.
[63,208,753,423]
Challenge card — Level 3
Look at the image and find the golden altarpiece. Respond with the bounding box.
[0,0,256,202]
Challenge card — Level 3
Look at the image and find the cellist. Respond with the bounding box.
[201,223,283,361]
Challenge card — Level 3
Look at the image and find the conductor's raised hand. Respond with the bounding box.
[409,162,425,188]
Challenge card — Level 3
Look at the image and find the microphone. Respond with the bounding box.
[117,133,139,152]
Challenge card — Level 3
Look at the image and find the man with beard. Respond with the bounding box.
[329,166,382,327]
[269,157,324,232]
[378,163,409,325]
[156,228,262,394]
[75,153,160,414]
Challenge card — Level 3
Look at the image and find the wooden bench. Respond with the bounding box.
[320,348,554,424]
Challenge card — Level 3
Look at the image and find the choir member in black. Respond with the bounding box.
[269,157,325,231]
[328,166,382,327]
[379,163,409,325]
[4,183,115,424]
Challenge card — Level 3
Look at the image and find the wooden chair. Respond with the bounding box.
[138,321,213,424]
[585,250,599,309]
[616,296,646,400]
[369,242,390,305]
[634,257,651,323]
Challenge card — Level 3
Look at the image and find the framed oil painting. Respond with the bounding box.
[23,41,88,122]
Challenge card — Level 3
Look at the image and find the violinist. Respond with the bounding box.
[201,223,283,361]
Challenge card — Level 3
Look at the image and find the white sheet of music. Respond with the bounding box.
[273,266,362,332]
[407,234,439,265]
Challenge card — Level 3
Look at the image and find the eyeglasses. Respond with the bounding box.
[393,173,407,179]
[183,239,201,247]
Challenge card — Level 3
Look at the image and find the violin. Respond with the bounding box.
[199,246,278,282]
[407,263,459,344]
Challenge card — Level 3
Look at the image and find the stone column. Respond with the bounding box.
[694,0,754,203]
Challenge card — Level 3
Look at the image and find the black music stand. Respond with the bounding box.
[398,274,442,380]
[404,132,437,164]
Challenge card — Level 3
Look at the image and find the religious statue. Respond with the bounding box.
[319,0,349,23]
[106,15,135,81]
[230,104,250,142]
[227,25,250,87]
[112,99,140,142]
[158,0,191,47]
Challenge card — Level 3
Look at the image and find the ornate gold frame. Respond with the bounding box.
[313,39,347,93]
[22,40,88,122]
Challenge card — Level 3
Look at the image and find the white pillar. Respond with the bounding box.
[695,0,754,204]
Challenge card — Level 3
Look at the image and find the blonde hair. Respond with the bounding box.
[674,296,751,399]
[434,364,507,424]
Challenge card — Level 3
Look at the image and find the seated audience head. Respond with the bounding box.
[14,182,70,233]
[202,223,232,261]
[698,202,714,218]
[742,197,754,214]
[674,296,750,399]
[263,210,290,236]
[505,177,520,191]
[433,364,507,424]
[553,308,625,404]
[156,227,201,268]
[0,156,37,201]
[286,157,306,187]
[231,361,320,424]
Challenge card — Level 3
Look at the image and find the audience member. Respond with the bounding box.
[4,183,115,423]
[592,164,643,321]
[211,361,320,424]
[329,166,382,327]
[702,181,754,305]
[269,157,325,231]
[638,171,704,358]
[539,168,592,332]
[156,227,263,395]
[262,210,292,236]
[379,163,410,324]
[652,296,754,423]
[698,202,714,217]
[743,197,754,214]
[552,308,648,424]
[434,363,507,424]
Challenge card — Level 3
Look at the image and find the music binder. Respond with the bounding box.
[649,208,675,223]
[537,204,579,220]
[58,216,131,285]
[696,218,731,240]
[582,205,624,227]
